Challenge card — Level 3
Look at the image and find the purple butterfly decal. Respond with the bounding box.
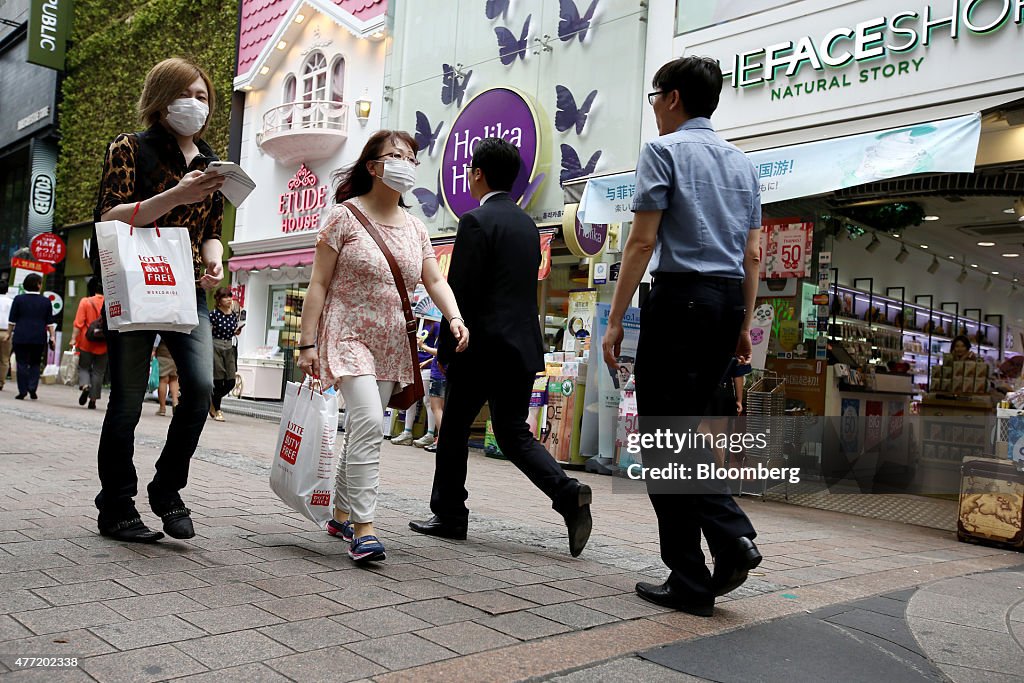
[560,144,601,185]
[485,0,510,20]
[414,111,444,156]
[555,85,597,135]
[412,176,444,219]
[441,64,472,107]
[558,0,598,43]
[517,172,546,209]
[495,14,531,66]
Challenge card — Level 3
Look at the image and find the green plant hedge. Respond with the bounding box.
[55,0,238,227]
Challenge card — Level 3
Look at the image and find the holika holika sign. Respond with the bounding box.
[439,87,547,220]
[723,0,1024,89]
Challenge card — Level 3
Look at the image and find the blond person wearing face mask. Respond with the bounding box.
[88,57,226,544]
[296,130,468,563]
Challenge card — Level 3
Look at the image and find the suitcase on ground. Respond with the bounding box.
[958,456,1024,550]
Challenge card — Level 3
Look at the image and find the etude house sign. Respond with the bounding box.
[440,87,544,219]
[279,164,329,233]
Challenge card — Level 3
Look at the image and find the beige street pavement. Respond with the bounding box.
[0,384,1020,682]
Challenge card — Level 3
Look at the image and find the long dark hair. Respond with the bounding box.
[333,129,418,208]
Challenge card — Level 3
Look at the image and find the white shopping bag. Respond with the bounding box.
[270,380,339,527]
[60,349,79,386]
[94,220,199,333]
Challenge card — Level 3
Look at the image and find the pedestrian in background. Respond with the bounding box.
[152,336,179,417]
[73,276,108,409]
[208,287,240,422]
[417,329,447,454]
[410,138,593,558]
[8,274,56,401]
[296,129,468,564]
[0,282,12,391]
[391,319,440,447]
[90,57,226,543]
[603,57,762,617]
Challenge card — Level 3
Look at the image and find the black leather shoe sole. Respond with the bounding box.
[409,519,468,540]
[635,582,714,617]
[713,539,763,597]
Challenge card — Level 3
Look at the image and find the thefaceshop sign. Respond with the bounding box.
[679,0,1024,139]
[726,0,1023,87]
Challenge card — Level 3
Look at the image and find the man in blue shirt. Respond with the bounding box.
[8,273,56,400]
[603,57,762,617]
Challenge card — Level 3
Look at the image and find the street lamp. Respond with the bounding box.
[355,91,372,124]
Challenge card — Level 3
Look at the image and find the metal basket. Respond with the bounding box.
[746,374,785,460]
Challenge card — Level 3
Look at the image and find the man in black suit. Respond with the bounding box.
[410,138,593,557]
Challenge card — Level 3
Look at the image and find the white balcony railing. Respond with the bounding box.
[257,100,349,165]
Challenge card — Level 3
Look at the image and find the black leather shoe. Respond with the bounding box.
[99,517,164,543]
[636,581,714,617]
[711,537,762,597]
[79,386,89,406]
[560,483,592,558]
[29,391,37,400]
[158,507,195,539]
[409,515,468,540]
[15,394,25,400]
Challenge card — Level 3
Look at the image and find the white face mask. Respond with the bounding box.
[165,97,209,137]
[380,158,417,194]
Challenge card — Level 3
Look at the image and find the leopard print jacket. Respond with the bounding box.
[92,123,223,280]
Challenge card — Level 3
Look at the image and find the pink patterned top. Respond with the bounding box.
[315,197,435,389]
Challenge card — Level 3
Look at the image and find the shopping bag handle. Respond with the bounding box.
[296,376,324,399]
[129,201,161,238]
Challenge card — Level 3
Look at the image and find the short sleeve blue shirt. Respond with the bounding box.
[632,117,761,279]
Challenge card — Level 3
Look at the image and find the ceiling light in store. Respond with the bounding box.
[957,267,969,284]
[259,66,270,75]
[276,41,288,50]
[992,271,1000,275]
[983,276,993,291]
[865,234,881,252]
[1015,197,1024,221]
[1006,208,1018,214]
[895,244,910,263]
[978,241,996,247]
[242,85,252,91]
[971,263,979,268]
[927,256,940,274]
[948,255,956,260]
[372,31,385,39]
[892,233,901,238]
[1003,253,1020,258]
[922,215,940,221]
[294,13,305,23]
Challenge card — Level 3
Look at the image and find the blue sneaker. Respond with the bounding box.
[326,519,354,543]
[349,535,386,562]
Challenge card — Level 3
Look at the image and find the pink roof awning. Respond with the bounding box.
[229,248,315,272]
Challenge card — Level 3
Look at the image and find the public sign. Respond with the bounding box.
[43,291,63,316]
[30,232,66,264]
[27,0,73,71]
[812,293,830,306]
[563,211,607,258]
[440,87,544,219]
[11,257,55,275]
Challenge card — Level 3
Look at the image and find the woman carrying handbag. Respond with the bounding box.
[297,129,468,563]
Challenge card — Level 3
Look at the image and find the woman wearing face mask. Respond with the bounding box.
[297,130,469,563]
[89,57,226,544]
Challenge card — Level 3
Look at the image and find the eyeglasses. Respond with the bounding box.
[647,91,667,106]
[377,152,420,167]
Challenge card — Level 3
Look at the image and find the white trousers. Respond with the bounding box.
[336,375,395,523]
[403,369,436,432]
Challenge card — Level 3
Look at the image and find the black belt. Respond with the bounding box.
[652,272,742,287]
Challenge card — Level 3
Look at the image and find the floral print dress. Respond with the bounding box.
[315,197,435,390]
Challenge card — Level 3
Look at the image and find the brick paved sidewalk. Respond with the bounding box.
[0,386,1020,682]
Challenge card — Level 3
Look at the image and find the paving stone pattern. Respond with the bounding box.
[0,389,1022,682]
